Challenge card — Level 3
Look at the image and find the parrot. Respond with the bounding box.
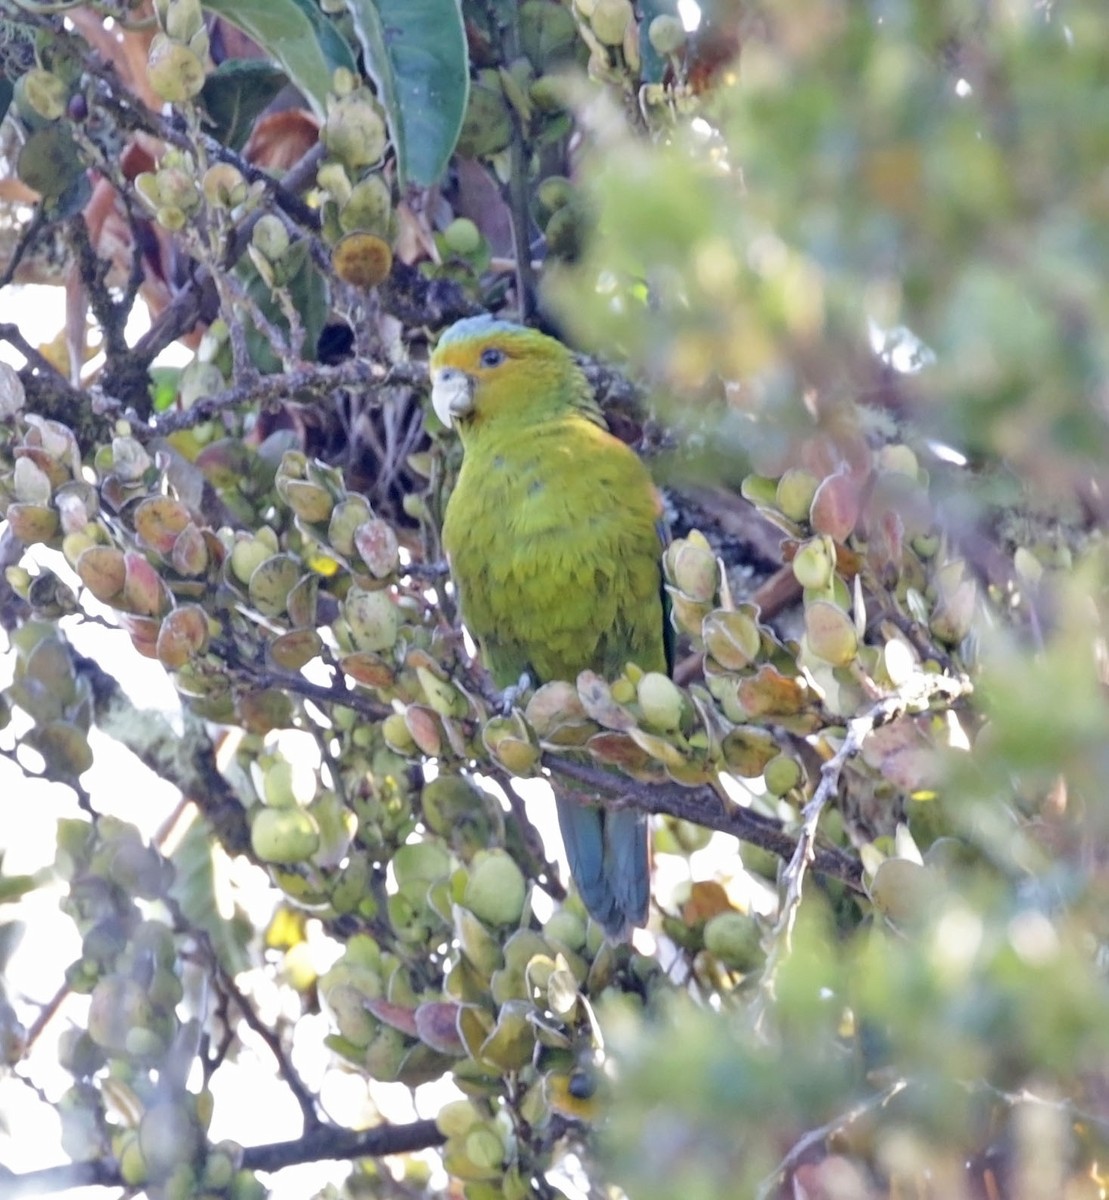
[430,314,669,939]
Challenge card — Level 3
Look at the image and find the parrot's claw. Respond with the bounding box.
[500,672,533,714]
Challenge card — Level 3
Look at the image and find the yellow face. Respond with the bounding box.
[429,317,571,431]
[430,339,512,427]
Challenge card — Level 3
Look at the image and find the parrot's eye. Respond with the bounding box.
[480,347,505,368]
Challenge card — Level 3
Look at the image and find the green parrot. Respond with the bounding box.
[430,315,669,939]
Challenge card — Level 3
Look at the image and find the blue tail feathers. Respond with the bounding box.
[555,795,649,940]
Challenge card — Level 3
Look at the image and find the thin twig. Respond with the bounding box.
[487,0,536,320]
[23,981,70,1050]
[754,1078,908,1200]
[0,205,47,290]
[211,957,321,1130]
[0,323,74,389]
[755,672,974,1020]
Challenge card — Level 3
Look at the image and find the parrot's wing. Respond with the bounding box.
[656,513,675,676]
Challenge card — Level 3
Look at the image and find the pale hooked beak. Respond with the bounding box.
[431,367,475,427]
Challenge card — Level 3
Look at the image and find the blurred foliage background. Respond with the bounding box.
[0,0,1107,1197]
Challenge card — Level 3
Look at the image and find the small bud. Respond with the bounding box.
[155,206,186,231]
[591,0,634,46]
[791,535,836,591]
[164,0,204,43]
[776,468,820,523]
[534,175,573,221]
[442,217,482,256]
[323,93,387,171]
[666,534,718,602]
[703,912,763,970]
[803,598,859,666]
[702,608,762,670]
[156,166,201,213]
[648,14,686,56]
[463,850,527,927]
[636,672,685,732]
[251,807,320,864]
[202,162,247,208]
[878,443,919,479]
[13,456,52,505]
[338,174,392,235]
[134,172,163,210]
[251,214,291,261]
[18,69,68,122]
[763,753,801,796]
[317,160,353,206]
[331,67,358,97]
[147,34,207,103]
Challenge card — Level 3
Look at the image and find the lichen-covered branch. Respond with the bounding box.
[72,649,252,853]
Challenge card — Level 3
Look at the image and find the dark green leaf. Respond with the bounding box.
[345,0,469,186]
[239,240,330,373]
[288,0,359,80]
[202,0,355,116]
[201,59,289,149]
[17,124,84,201]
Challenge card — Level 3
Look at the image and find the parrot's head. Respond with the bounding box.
[430,315,591,434]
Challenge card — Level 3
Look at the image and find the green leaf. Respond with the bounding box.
[17,124,85,202]
[238,240,330,372]
[201,59,289,149]
[0,79,12,126]
[288,0,359,79]
[0,873,37,904]
[148,366,182,414]
[202,0,355,116]
[168,817,251,975]
[345,0,469,186]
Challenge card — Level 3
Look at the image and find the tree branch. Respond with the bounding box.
[0,1119,447,1197]
[147,358,427,436]
[545,757,865,892]
[240,1119,446,1172]
[72,648,252,853]
[0,1159,119,1199]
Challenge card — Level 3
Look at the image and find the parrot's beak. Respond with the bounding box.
[431,367,474,426]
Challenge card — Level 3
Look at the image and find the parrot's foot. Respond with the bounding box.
[500,672,533,714]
